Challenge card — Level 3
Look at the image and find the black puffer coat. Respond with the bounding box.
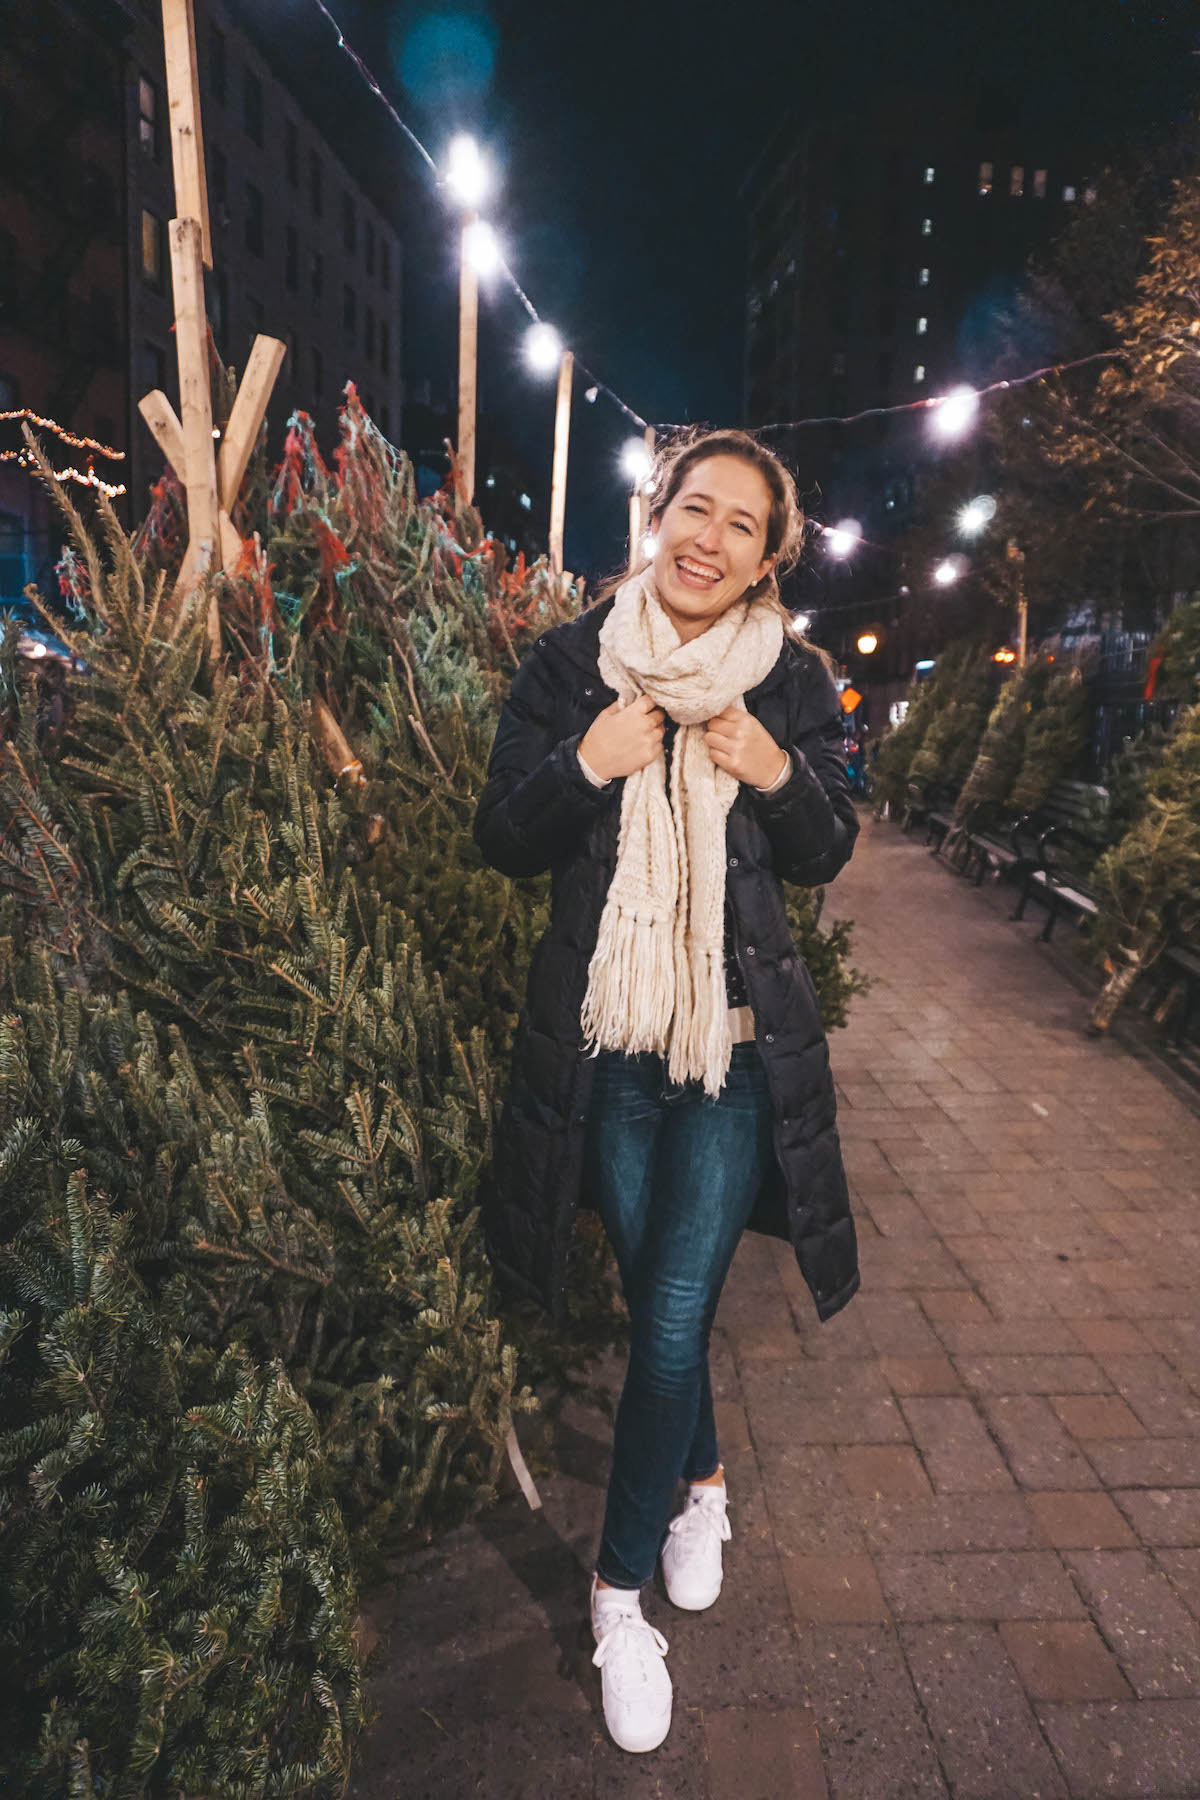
[473,597,861,1328]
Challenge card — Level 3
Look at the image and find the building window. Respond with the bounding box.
[1063,184,1077,202]
[244,182,264,256]
[380,237,390,289]
[312,346,324,397]
[141,208,164,288]
[243,68,264,144]
[343,194,357,254]
[365,220,376,277]
[285,117,299,187]
[379,320,390,374]
[343,283,357,340]
[1084,185,1097,205]
[310,151,323,216]
[916,316,928,335]
[311,250,324,308]
[1010,165,1024,197]
[142,340,167,394]
[831,350,847,377]
[365,304,376,361]
[918,266,930,286]
[209,24,226,103]
[914,363,926,383]
[978,160,993,195]
[1033,168,1047,199]
[138,75,159,159]
[923,165,935,184]
[920,217,932,236]
[285,223,298,290]
[210,145,227,207]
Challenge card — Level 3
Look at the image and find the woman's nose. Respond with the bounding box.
[694,522,722,553]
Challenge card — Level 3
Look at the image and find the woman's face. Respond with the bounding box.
[649,454,776,644]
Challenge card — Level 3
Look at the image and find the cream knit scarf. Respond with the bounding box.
[580,565,784,1097]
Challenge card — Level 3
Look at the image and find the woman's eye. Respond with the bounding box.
[684,503,704,514]
[734,522,752,534]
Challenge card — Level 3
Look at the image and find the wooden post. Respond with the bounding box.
[457,211,479,507]
[628,424,656,571]
[1006,536,1028,668]
[161,0,211,269]
[170,216,221,662]
[548,350,573,577]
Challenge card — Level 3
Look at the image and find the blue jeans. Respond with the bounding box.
[583,1040,776,1590]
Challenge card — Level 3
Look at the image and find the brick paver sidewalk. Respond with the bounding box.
[350,813,1200,1799]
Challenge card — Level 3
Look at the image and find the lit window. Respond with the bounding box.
[921,217,932,236]
[918,266,930,286]
[916,317,928,335]
[1063,184,1076,202]
[923,166,935,184]
[913,364,926,384]
[138,76,159,159]
[1083,185,1097,205]
[978,161,993,195]
[1033,168,1047,198]
[1010,165,1024,197]
[140,209,164,287]
[519,493,532,511]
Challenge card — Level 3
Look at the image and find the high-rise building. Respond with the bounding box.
[744,102,1095,532]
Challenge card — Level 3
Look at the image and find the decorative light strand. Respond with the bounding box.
[0,450,126,496]
[0,409,125,460]
[308,0,650,431]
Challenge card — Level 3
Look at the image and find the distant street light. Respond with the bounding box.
[929,385,980,441]
[857,631,879,655]
[957,493,997,537]
[524,322,563,374]
[933,556,965,586]
[445,133,489,208]
[463,218,501,277]
[824,519,862,559]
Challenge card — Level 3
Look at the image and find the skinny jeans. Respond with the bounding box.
[583,1040,776,1590]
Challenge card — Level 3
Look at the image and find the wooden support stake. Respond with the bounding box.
[457,210,479,506]
[219,333,286,511]
[161,0,212,269]
[218,509,242,570]
[548,350,573,577]
[169,216,221,663]
[138,389,187,477]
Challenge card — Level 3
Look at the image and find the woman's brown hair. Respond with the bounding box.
[590,425,807,634]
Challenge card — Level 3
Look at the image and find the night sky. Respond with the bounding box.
[264,0,1200,576]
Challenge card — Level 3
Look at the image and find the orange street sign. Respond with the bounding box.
[841,686,862,712]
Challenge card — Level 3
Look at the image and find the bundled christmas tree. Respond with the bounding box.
[1007,667,1092,816]
[908,645,992,794]
[871,643,974,816]
[1088,704,1200,1030]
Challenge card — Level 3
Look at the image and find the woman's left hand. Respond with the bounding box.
[704,707,790,788]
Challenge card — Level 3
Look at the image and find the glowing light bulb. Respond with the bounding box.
[463,218,501,276]
[824,519,862,559]
[957,494,997,536]
[934,556,964,586]
[857,632,879,655]
[524,322,563,374]
[621,437,653,481]
[445,134,489,208]
[930,385,980,440]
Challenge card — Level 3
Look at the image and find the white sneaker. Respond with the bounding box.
[589,1574,672,1753]
[660,1484,731,1611]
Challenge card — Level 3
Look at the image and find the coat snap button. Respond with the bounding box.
[584,685,593,696]
[765,1033,774,1044]
[746,945,756,956]
[728,855,739,867]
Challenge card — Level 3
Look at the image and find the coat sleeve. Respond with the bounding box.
[473,640,622,879]
[747,655,860,887]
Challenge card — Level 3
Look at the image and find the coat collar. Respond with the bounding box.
[538,594,795,700]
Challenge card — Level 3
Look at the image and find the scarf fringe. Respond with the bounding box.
[580,903,677,1056]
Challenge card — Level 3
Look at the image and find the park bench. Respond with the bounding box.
[956,800,1039,888]
[1011,780,1110,942]
[902,778,957,850]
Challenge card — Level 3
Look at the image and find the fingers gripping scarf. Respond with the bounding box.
[580,566,784,1097]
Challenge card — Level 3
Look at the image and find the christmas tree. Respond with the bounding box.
[1007,668,1092,816]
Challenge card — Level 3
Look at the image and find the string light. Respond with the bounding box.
[1,409,124,460]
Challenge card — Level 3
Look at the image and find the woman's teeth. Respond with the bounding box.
[676,558,722,587]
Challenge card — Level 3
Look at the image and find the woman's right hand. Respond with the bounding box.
[579,694,666,781]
